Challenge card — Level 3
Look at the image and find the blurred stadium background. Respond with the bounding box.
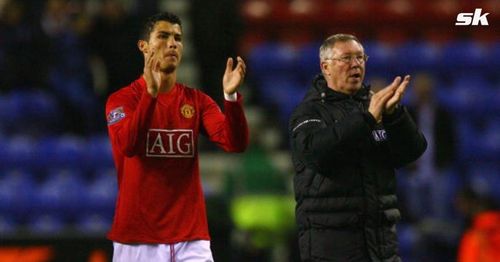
[0,0,499,261]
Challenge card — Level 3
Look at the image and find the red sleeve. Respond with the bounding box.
[106,89,157,157]
[200,93,249,152]
[458,230,481,262]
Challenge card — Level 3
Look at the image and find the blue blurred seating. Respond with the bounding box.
[480,120,500,159]
[85,168,117,218]
[296,42,321,81]
[455,119,486,161]
[248,42,299,81]
[395,41,441,72]
[398,223,421,262]
[467,163,500,205]
[48,69,96,112]
[35,169,86,221]
[0,215,17,235]
[490,42,500,75]
[257,76,306,128]
[439,74,493,116]
[86,135,115,170]
[439,41,490,74]
[75,214,112,235]
[27,214,65,234]
[36,136,86,170]
[429,168,464,220]
[0,136,37,170]
[362,41,397,75]
[0,169,36,223]
[0,90,60,135]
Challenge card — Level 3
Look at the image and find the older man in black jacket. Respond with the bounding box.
[289,34,427,261]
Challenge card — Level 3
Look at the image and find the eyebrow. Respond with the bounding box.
[156,30,182,37]
[336,52,365,56]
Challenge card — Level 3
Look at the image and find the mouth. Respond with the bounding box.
[349,73,362,80]
[165,52,178,59]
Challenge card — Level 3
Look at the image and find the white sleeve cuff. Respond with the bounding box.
[224,92,237,102]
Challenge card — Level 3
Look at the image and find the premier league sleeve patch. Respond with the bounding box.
[107,107,126,125]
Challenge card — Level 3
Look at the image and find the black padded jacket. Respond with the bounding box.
[289,75,427,261]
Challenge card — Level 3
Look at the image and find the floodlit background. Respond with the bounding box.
[0,0,499,261]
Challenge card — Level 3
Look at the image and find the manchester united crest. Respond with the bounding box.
[181,104,195,119]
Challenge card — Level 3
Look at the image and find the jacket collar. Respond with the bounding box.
[304,74,370,103]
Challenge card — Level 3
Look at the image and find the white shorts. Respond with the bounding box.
[112,240,214,262]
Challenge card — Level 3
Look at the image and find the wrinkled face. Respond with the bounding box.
[321,40,366,95]
[139,21,183,74]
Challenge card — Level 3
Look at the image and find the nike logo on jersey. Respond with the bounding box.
[146,129,194,157]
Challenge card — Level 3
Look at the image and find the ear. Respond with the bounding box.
[320,61,330,76]
[138,40,148,54]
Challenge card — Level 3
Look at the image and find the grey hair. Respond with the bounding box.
[319,34,362,62]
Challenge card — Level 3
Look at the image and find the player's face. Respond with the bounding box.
[322,40,366,95]
[146,21,183,73]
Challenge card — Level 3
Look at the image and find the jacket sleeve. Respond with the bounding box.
[383,106,428,168]
[106,90,157,157]
[200,93,249,152]
[290,104,376,163]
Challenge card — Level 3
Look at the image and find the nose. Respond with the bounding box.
[350,57,363,65]
[349,60,365,70]
[167,36,177,48]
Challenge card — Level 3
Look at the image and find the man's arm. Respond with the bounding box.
[200,93,248,152]
[106,43,164,157]
[379,74,427,167]
[383,106,427,168]
[106,89,156,157]
[290,77,405,163]
[200,56,249,152]
[290,105,375,164]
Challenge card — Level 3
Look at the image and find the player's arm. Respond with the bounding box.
[106,91,156,157]
[143,47,165,98]
[381,75,427,167]
[200,56,249,152]
[106,46,162,157]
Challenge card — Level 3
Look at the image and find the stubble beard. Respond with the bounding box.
[159,61,177,74]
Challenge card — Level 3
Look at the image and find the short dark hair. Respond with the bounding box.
[140,12,182,40]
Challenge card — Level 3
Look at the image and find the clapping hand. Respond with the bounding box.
[223,56,246,95]
[144,48,162,97]
[385,75,410,114]
[368,75,410,122]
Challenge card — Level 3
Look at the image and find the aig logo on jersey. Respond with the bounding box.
[146,129,194,158]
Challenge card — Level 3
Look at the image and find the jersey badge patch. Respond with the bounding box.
[181,104,195,119]
[107,107,126,125]
[372,129,387,142]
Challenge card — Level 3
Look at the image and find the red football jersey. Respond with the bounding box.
[105,76,248,243]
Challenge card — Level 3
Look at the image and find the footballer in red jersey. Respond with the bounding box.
[105,12,248,261]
